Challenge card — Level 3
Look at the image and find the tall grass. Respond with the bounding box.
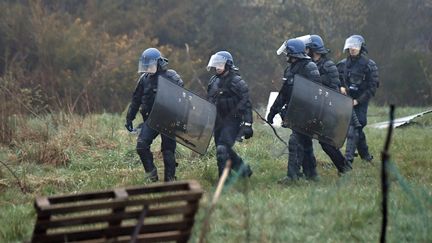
[0,105,431,242]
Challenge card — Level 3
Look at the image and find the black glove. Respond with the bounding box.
[125,119,133,132]
[267,111,276,124]
[243,124,253,139]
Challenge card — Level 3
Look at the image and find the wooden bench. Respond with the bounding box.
[31,180,203,243]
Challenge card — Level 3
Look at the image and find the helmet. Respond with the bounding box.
[284,38,309,59]
[207,51,234,71]
[343,35,367,53]
[138,48,162,74]
[306,35,328,54]
[351,35,365,45]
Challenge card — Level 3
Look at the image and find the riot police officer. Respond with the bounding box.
[125,48,184,182]
[305,34,352,175]
[337,35,379,164]
[207,51,253,179]
[267,38,321,182]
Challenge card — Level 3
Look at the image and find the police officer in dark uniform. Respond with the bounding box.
[267,38,321,182]
[305,34,352,175]
[207,51,253,179]
[125,48,183,182]
[337,35,379,165]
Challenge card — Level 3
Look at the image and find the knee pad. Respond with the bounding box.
[217,145,230,168]
[216,145,229,161]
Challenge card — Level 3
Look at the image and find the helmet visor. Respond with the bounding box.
[296,35,312,45]
[276,41,287,55]
[206,54,227,71]
[138,58,158,74]
[343,37,362,51]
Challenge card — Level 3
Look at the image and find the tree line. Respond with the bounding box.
[1,0,431,118]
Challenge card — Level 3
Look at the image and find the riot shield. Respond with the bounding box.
[283,75,353,148]
[147,76,216,155]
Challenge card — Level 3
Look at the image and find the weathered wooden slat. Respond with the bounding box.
[117,230,191,243]
[34,230,191,243]
[32,199,51,238]
[125,181,191,195]
[46,191,115,204]
[183,202,200,219]
[32,218,193,242]
[188,180,203,192]
[35,197,50,208]
[45,181,192,204]
[37,192,202,216]
[114,188,128,199]
[35,204,197,230]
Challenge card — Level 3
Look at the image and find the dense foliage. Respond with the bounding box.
[1,0,431,115]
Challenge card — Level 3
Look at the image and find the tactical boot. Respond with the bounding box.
[338,160,353,176]
[239,164,253,178]
[362,155,374,163]
[338,168,352,177]
[305,175,320,182]
[164,176,177,182]
[277,175,299,185]
[145,168,158,182]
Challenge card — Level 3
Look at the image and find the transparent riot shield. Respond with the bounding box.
[283,75,353,148]
[147,76,216,155]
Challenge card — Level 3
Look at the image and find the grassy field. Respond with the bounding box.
[0,105,431,242]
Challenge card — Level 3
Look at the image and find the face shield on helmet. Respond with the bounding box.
[277,38,310,59]
[276,40,288,55]
[138,57,158,74]
[343,36,363,52]
[138,48,161,74]
[206,54,228,71]
[296,35,312,46]
[278,35,311,55]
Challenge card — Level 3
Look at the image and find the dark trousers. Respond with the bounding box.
[320,142,351,173]
[214,117,251,178]
[136,121,177,181]
[288,131,316,179]
[345,103,372,163]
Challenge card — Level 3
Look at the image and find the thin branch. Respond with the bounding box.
[252,107,287,146]
[0,159,27,194]
[0,80,41,119]
[185,43,207,93]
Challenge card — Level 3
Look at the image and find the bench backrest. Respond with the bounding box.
[31,180,203,243]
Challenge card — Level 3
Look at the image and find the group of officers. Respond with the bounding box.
[125,34,379,183]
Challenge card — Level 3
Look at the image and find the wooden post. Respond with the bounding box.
[198,159,232,243]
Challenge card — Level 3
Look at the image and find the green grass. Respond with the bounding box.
[0,105,431,242]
